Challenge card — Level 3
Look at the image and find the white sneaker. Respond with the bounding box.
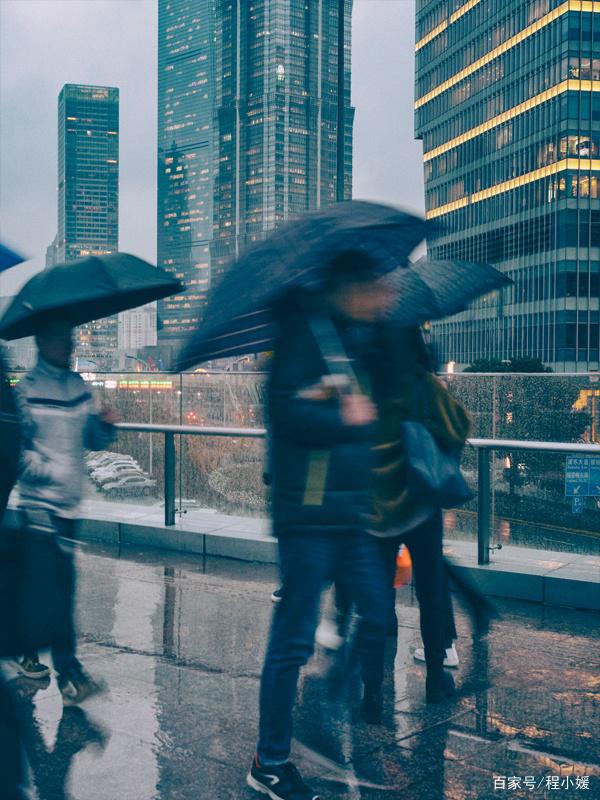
[413,643,459,668]
[315,619,344,651]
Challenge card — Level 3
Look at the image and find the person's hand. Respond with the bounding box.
[99,405,119,425]
[341,394,377,426]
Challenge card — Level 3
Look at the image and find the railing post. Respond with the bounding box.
[477,447,491,565]
[164,431,176,526]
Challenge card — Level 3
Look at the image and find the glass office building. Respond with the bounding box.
[415,0,600,371]
[210,0,354,283]
[57,84,119,367]
[157,0,353,359]
[157,0,215,355]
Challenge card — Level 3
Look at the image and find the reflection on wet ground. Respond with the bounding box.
[6,543,599,800]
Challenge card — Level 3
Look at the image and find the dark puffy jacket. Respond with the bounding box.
[268,299,377,535]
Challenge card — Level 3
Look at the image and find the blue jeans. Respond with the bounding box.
[257,528,389,765]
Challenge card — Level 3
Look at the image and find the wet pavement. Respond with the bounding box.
[4,542,599,800]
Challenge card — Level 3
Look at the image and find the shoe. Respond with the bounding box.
[247,757,319,799]
[15,657,51,680]
[13,674,51,701]
[58,669,106,706]
[414,643,459,668]
[361,687,383,725]
[426,671,455,704]
[271,587,284,603]
[315,618,344,651]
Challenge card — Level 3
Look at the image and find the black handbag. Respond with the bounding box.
[400,420,472,509]
[0,511,71,657]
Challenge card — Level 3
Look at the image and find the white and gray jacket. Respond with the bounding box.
[15,357,115,519]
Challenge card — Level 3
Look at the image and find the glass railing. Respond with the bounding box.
[10,371,600,557]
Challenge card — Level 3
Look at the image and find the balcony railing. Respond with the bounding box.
[10,368,586,559]
[114,422,600,566]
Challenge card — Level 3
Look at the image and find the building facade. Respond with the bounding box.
[415,0,600,372]
[57,84,119,368]
[45,235,59,268]
[157,0,354,359]
[118,305,158,354]
[157,0,216,356]
[210,0,354,282]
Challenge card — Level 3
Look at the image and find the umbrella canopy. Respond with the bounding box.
[0,253,182,340]
[386,259,512,327]
[0,242,25,272]
[177,201,429,369]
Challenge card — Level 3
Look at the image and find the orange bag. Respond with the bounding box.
[394,545,412,588]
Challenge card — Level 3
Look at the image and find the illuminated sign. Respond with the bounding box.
[118,380,173,390]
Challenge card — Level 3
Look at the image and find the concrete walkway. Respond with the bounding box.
[5,541,599,800]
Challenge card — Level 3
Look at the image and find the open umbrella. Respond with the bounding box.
[386,258,512,327]
[177,200,429,369]
[0,242,25,272]
[0,253,182,340]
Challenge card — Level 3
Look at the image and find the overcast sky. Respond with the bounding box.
[0,0,423,296]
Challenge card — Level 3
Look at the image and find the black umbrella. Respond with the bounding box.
[0,253,182,340]
[177,200,429,369]
[386,258,512,327]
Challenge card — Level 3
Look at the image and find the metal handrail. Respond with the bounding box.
[114,423,599,563]
[468,438,600,454]
[118,422,267,437]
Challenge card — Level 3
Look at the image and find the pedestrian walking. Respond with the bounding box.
[13,317,117,703]
[364,325,472,712]
[247,253,396,800]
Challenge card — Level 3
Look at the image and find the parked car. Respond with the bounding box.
[87,450,127,464]
[87,452,137,471]
[91,459,142,478]
[94,466,147,487]
[102,474,157,498]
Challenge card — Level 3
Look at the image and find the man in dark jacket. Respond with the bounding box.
[247,253,392,800]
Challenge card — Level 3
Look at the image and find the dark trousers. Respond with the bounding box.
[0,674,25,800]
[375,511,449,679]
[22,515,80,677]
[257,528,389,765]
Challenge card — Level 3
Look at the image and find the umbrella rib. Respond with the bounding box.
[202,322,272,344]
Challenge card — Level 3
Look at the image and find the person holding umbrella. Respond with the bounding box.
[11,315,117,699]
[315,259,508,720]
[248,253,394,800]
[176,201,431,800]
[0,253,182,703]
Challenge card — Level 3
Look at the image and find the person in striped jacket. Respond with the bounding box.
[14,316,117,705]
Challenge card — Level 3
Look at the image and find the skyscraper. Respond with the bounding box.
[57,84,119,367]
[415,1,600,372]
[157,0,216,356]
[157,0,353,359]
[210,0,354,281]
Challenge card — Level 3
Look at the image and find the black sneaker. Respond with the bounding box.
[271,587,284,603]
[426,671,455,704]
[247,757,319,800]
[361,687,383,725]
[15,656,51,680]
